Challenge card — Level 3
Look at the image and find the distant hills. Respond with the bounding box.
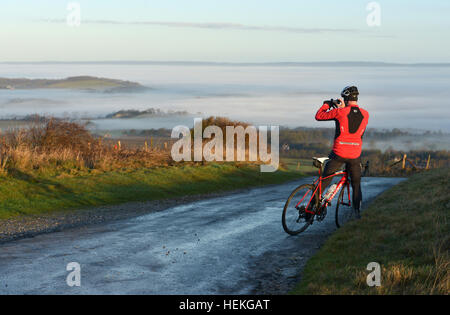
[0,76,150,93]
[1,61,449,67]
[105,108,189,119]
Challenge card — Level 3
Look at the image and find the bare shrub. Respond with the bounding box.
[0,119,173,175]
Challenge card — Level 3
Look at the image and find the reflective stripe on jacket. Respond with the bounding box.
[315,103,369,159]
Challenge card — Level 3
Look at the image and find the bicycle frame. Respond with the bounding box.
[295,166,351,214]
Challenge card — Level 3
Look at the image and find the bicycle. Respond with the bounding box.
[282,157,356,235]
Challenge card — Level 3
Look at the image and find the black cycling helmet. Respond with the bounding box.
[341,86,359,101]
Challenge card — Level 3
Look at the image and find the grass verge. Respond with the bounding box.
[0,163,304,220]
[291,168,449,295]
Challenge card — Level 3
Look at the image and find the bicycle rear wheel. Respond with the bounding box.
[335,185,354,228]
[282,184,318,235]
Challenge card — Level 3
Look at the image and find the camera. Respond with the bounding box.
[324,99,342,108]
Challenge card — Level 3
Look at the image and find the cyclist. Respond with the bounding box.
[315,86,369,218]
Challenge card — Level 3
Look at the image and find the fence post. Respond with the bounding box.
[426,154,431,169]
[402,154,407,169]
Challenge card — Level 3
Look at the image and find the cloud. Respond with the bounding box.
[42,19,357,34]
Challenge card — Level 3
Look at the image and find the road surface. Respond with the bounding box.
[0,177,404,294]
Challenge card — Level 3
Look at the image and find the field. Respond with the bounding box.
[291,168,449,295]
[279,157,316,175]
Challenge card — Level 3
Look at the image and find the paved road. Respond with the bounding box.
[0,177,404,294]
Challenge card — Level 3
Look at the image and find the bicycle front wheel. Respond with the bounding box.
[335,185,354,228]
[282,184,318,235]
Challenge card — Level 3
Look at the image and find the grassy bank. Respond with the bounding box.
[292,168,449,295]
[0,163,303,220]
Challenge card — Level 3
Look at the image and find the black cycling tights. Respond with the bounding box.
[321,153,362,210]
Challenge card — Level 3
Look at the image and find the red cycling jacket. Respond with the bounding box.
[315,103,369,159]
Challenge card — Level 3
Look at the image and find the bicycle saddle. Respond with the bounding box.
[312,157,329,168]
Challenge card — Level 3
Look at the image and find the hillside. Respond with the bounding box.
[105,108,189,119]
[0,76,149,92]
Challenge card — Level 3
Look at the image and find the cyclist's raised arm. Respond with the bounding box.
[315,102,338,121]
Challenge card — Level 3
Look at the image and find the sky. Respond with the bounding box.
[0,0,449,63]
